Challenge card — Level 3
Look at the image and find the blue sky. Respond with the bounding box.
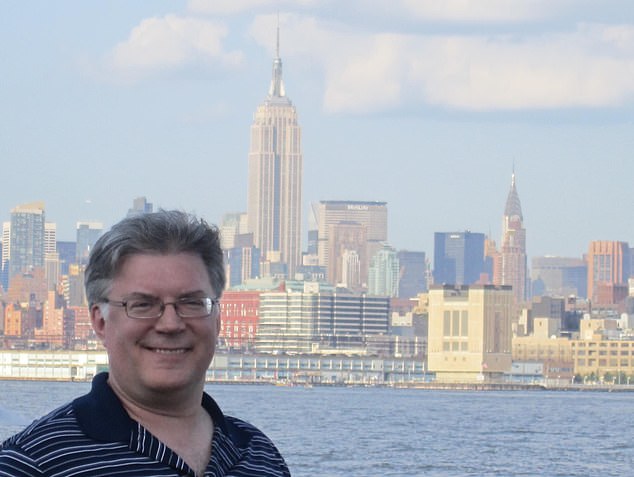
[1,0,633,262]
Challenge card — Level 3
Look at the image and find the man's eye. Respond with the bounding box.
[128,300,155,311]
[180,298,205,309]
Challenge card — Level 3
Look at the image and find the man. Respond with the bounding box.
[0,210,290,477]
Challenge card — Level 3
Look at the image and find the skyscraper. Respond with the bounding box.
[316,200,388,286]
[433,231,487,286]
[368,244,400,297]
[530,256,587,298]
[397,250,427,299]
[586,240,630,305]
[219,212,249,251]
[247,28,302,278]
[127,196,153,217]
[1,221,10,290]
[497,173,528,304]
[76,222,103,265]
[8,201,46,284]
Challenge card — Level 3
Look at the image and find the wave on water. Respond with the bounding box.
[0,406,28,427]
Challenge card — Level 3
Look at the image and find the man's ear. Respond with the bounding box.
[90,304,107,343]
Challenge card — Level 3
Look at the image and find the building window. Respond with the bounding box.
[452,311,460,337]
[443,311,451,336]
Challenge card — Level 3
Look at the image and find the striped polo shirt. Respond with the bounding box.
[0,373,291,476]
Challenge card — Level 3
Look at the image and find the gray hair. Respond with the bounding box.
[85,210,225,306]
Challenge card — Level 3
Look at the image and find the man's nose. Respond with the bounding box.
[154,303,186,330]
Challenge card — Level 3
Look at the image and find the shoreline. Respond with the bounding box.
[1,376,633,392]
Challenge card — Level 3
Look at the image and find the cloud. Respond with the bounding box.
[190,0,577,24]
[105,15,243,81]
[429,30,634,110]
[251,14,634,112]
[188,0,318,15]
[396,0,575,23]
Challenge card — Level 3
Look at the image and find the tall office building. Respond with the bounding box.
[497,173,528,304]
[225,246,261,289]
[316,200,388,286]
[340,249,361,290]
[220,213,249,251]
[127,196,153,217]
[531,256,587,298]
[327,221,367,289]
[56,241,76,276]
[368,244,399,297]
[44,223,56,256]
[1,222,10,290]
[43,222,59,291]
[433,231,487,286]
[397,250,427,299]
[586,240,630,305]
[76,222,103,265]
[247,29,302,278]
[8,201,46,284]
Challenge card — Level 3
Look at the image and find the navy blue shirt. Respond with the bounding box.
[0,373,290,476]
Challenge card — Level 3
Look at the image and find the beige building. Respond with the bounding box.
[572,318,634,380]
[428,284,513,382]
[572,339,634,380]
[512,318,574,381]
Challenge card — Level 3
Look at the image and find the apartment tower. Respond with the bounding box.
[8,201,46,284]
[247,27,302,278]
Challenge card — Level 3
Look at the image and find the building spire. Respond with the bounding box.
[276,12,280,59]
[504,170,523,221]
[268,15,286,98]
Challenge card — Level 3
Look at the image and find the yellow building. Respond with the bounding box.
[512,318,574,382]
[428,285,513,382]
[571,319,634,381]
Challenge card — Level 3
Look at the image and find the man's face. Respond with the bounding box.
[91,252,219,402]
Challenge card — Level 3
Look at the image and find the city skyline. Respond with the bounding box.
[2,1,634,260]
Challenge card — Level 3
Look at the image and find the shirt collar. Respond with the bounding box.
[73,372,231,442]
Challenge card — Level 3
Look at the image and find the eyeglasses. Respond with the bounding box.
[103,296,219,320]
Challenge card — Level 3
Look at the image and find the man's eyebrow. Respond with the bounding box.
[177,290,209,298]
[122,291,209,299]
[122,292,158,300]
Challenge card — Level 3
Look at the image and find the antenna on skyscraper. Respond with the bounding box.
[276,12,280,59]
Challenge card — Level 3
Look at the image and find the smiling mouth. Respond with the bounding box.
[146,347,189,354]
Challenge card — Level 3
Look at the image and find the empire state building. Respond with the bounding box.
[247,30,302,278]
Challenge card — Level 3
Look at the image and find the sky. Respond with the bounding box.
[1,0,633,263]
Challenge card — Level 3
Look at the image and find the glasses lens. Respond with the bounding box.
[177,297,212,318]
[126,299,162,319]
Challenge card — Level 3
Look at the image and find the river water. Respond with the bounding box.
[1,380,632,476]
